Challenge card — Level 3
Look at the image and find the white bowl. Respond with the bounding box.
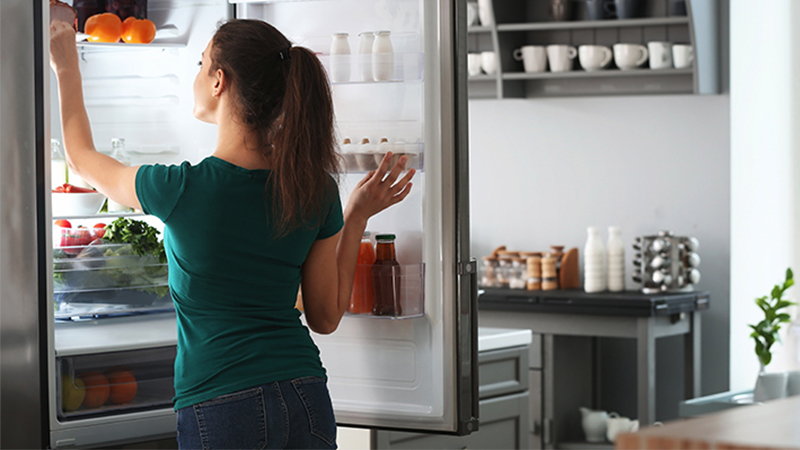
[52,192,106,217]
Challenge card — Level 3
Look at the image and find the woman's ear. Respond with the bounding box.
[213,69,226,97]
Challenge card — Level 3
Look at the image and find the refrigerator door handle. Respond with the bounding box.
[456,258,479,435]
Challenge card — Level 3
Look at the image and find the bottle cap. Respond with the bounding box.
[362,231,371,238]
[375,234,396,241]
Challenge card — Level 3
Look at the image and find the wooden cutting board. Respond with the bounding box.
[559,247,580,289]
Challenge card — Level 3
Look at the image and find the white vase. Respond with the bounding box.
[753,371,788,402]
[372,31,394,81]
[584,227,606,293]
[607,226,625,292]
[330,33,351,83]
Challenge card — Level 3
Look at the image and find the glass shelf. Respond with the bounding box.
[496,16,689,32]
[502,67,693,80]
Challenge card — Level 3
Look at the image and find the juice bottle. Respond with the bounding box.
[372,234,401,316]
[349,232,375,314]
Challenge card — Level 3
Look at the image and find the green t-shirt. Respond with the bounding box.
[135,156,343,411]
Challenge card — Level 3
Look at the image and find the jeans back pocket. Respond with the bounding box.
[194,387,268,450]
[291,377,337,446]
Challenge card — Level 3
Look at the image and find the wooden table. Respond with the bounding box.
[616,396,800,449]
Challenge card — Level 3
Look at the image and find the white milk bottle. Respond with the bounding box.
[51,139,67,190]
[330,33,351,83]
[107,138,132,212]
[358,32,375,81]
[607,226,625,292]
[372,31,394,81]
[584,226,606,293]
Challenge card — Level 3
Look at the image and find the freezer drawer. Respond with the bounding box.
[57,346,176,421]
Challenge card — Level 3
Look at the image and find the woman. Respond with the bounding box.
[50,18,414,449]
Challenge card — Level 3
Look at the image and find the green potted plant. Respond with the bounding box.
[749,268,795,401]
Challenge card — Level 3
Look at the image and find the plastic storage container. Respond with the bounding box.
[57,346,175,420]
[53,240,171,319]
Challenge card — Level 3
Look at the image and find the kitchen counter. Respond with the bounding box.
[616,395,800,449]
[478,326,533,352]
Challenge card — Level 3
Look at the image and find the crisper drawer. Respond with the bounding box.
[53,241,171,319]
[57,346,176,421]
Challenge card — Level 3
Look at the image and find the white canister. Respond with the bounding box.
[607,226,625,292]
[372,31,394,81]
[358,32,375,82]
[330,33,351,83]
[584,227,606,293]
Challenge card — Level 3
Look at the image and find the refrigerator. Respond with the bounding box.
[0,0,476,448]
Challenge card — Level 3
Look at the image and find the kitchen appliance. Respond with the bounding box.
[632,230,701,294]
[0,0,477,447]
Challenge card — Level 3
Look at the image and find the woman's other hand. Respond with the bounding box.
[345,152,415,225]
[50,20,79,76]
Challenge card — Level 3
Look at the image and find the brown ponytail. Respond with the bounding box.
[209,20,340,237]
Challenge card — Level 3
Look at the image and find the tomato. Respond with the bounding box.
[121,17,156,44]
[54,219,72,228]
[75,227,93,246]
[59,183,96,193]
[63,227,92,254]
[93,223,106,239]
[85,13,122,43]
[52,185,66,193]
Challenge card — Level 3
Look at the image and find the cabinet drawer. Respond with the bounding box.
[479,346,529,399]
[377,392,530,450]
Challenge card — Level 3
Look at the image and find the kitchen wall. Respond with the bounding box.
[470,2,730,421]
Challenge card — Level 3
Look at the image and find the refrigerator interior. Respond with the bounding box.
[49,0,463,440]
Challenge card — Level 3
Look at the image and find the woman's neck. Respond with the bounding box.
[212,106,272,170]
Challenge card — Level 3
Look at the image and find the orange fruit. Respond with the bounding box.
[85,13,122,43]
[80,371,110,408]
[106,368,138,404]
[121,17,156,44]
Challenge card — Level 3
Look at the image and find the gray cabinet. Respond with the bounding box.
[468,0,719,98]
[373,345,533,449]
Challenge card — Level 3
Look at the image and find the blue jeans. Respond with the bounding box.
[176,377,337,449]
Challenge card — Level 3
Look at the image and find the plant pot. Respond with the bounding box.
[753,371,788,402]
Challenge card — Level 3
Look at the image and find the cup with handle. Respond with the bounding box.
[480,51,497,75]
[546,45,577,72]
[613,43,648,70]
[579,45,613,71]
[648,41,673,69]
[468,53,482,76]
[672,44,695,69]
[514,45,548,73]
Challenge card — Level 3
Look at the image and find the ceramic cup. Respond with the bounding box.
[480,51,497,74]
[673,44,695,69]
[468,53,483,76]
[648,41,673,69]
[608,0,640,19]
[579,45,613,71]
[550,0,573,21]
[580,407,608,443]
[477,0,494,26]
[467,2,479,26]
[585,0,608,20]
[754,372,789,402]
[546,45,577,72]
[514,45,548,73]
[785,370,800,397]
[606,413,639,443]
[613,43,648,70]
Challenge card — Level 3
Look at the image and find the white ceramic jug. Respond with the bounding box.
[579,407,608,443]
[606,412,639,443]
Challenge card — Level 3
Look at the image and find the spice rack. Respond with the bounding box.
[468,0,719,98]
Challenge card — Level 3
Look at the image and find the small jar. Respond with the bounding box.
[496,256,513,288]
[480,256,499,287]
[509,257,527,289]
[541,256,559,290]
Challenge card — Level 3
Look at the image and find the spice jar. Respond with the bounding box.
[526,256,542,291]
[509,257,527,289]
[542,256,559,290]
[496,256,513,288]
[480,256,499,287]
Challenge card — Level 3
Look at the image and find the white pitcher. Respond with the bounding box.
[579,407,608,443]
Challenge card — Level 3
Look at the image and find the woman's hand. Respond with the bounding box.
[50,20,79,76]
[345,152,415,226]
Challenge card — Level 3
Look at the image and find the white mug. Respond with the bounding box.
[578,45,612,71]
[477,0,494,26]
[606,413,639,443]
[480,51,497,75]
[673,44,695,69]
[546,45,577,73]
[513,45,547,73]
[613,43,649,70]
[467,2,479,26]
[468,53,482,76]
[648,41,673,69]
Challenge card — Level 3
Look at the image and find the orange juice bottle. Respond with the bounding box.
[349,232,376,314]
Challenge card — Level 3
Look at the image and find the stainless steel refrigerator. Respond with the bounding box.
[0,0,475,448]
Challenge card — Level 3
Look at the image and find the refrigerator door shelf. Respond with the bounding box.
[345,263,425,319]
[320,52,424,84]
[56,346,176,421]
